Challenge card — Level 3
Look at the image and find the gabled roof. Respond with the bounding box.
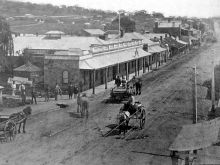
[83,29,105,35]
[14,62,41,72]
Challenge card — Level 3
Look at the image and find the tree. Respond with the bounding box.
[0,16,14,70]
[110,16,136,32]
[152,12,164,18]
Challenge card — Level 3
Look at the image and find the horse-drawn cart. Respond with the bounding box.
[0,115,17,142]
[110,86,131,102]
[0,106,32,142]
[117,101,146,134]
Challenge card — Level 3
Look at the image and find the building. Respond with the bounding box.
[15,33,170,93]
[13,61,42,82]
[43,39,151,93]
[153,20,182,37]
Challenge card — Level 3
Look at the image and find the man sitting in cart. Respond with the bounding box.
[121,94,136,117]
[115,75,121,87]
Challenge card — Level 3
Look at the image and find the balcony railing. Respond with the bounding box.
[90,39,143,54]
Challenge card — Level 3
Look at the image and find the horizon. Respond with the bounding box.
[12,0,220,18]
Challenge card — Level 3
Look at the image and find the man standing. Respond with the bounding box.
[31,83,37,104]
[135,78,142,95]
[73,85,79,99]
[68,83,73,99]
[55,84,62,101]
[19,83,26,105]
[44,85,49,102]
[11,81,16,96]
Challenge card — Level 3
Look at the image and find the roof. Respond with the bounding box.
[105,30,119,35]
[14,62,41,72]
[169,118,220,151]
[148,45,167,53]
[45,31,65,35]
[163,37,185,49]
[83,29,105,35]
[113,32,156,46]
[13,36,107,52]
[79,47,151,70]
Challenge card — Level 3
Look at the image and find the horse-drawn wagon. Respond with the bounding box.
[110,86,131,102]
[0,106,32,142]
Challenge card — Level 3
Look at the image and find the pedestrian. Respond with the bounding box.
[11,81,16,96]
[68,83,73,99]
[115,75,121,87]
[44,85,49,102]
[135,78,142,95]
[31,83,37,104]
[121,75,127,88]
[55,83,61,101]
[73,84,79,99]
[19,83,26,105]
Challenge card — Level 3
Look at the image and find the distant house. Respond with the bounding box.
[80,29,105,37]
[14,61,42,82]
[153,20,182,37]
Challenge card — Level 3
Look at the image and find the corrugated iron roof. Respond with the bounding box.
[13,36,108,52]
[79,47,151,70]
[14,62,41,72]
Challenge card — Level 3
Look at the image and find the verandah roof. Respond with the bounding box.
[79,47,151,70]
[169,118,220,152]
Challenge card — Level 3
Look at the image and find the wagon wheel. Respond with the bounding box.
[4,120,17,141]
[140,109,146,129]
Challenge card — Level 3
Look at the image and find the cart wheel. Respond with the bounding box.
[140,109,146,129]
[4,120,17,141]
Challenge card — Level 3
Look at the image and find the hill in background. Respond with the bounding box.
[0,0,160,35]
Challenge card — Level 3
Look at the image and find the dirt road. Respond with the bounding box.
[0,23,219,165]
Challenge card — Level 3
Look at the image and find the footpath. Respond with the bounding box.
[0,56,177,116]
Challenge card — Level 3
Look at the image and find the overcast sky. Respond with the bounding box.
[16,0,220,18]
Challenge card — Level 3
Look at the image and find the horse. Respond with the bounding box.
[77,93,89,118]
[9,106,32,133]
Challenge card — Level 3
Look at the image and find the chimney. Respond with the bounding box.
[36,32,38,37]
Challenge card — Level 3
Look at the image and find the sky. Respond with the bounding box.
[16,0,220,18]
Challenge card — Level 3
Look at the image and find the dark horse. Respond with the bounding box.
[9,106,32,133]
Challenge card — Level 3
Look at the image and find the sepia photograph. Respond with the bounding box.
[0,0,220,164]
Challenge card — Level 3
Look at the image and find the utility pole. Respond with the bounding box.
[211,60,215,112]
[117,10,121,74]
[193,66,198,124]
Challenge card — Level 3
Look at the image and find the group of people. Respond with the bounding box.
[67,83,79,100]
[115,75,142,95]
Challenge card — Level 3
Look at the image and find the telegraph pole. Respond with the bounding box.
[211,60,215,112]
[193,65,198,124]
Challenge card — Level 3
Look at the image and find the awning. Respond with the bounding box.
[148,45,167,53]
[79,47,151,70]
[169,118,220,152]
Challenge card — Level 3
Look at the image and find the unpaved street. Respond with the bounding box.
[0,22,220,165]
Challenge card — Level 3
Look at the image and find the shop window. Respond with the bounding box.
[62,71,69,84]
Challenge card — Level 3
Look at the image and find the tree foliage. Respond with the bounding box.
[108,16,136,32]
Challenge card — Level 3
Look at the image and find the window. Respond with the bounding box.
[62,71,69,84]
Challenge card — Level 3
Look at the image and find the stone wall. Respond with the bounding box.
[44,58,80,89]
